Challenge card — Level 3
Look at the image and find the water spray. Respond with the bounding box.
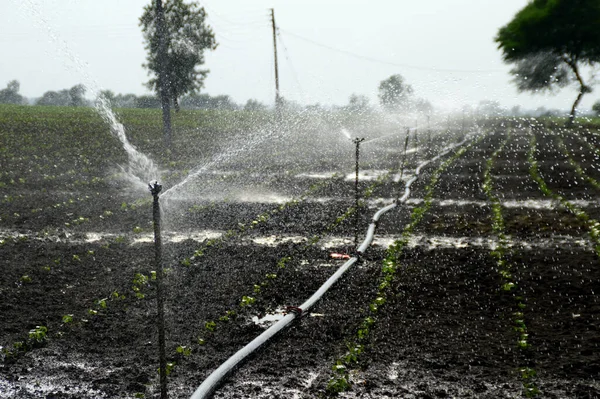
[353,137,365,249]
[149,182,168,399]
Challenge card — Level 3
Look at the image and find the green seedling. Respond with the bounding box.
[240,296,255,307]
[96,298,108,309]
[28,326,48,344]
[176,345,192,356]
[204,321,216,332]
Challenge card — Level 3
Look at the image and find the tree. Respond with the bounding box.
[69,84,87,107]
[179,93,237,110]
[99,90,116,105]
[140,0,217,112]
[477,100,504,117]
[346,93,371,113]
[114,93,138,108]
[378,74,413,112]
[36,85,88,107]
[592,101,600,117]
[244,99,267,112]
[135,95,162,108]
[36,90,70,106]
[0,80,26,105]
[413,98,433,115]
[495,0,600,125]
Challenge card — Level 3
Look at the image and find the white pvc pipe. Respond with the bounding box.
[190,132,477,399]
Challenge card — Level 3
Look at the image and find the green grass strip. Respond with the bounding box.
[528,131,600,257]
[326,134,482,395]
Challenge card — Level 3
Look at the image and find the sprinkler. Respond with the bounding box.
[149,181,168,399]
[353,137,365,249]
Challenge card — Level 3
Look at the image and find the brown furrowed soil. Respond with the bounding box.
[1,114,599,398]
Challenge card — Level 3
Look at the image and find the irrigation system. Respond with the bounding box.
[189,132,477,399]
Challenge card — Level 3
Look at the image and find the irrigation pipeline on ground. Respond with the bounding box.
[190,132,479,399]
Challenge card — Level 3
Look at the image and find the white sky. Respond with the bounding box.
[1,0,597,112]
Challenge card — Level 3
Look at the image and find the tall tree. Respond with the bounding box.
[495,0,600,125]
[378,74,413,112]
[140,0,217,112]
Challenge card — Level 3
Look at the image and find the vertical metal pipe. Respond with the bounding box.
[427,115,431,151]
[353,137,364,249]
[150,182,168,399]
[396,131,410,201]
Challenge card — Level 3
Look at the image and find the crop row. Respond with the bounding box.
[528,131,600,257]
[483,129,539,397]
[326,134,481,394]
[556,133,600,191]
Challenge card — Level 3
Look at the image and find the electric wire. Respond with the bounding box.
[279,28,504,75]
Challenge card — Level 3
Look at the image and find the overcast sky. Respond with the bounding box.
[1,0,597,112]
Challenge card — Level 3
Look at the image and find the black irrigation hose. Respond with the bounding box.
[189,132,480,399]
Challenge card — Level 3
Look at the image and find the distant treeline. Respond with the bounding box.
[0,79,268,112]
[3,79,599,117]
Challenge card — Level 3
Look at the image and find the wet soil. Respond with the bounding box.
[1,125,599,398]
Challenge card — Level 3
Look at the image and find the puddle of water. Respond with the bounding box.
[503,198,593,209]
[1,227,593,253]
[251,307,325,328]
[251,235,307,246]
[131,230,223,244]
[295,172,338,179]
[0,358,111,398]
[344,169,392,182]
[252,307,287,326]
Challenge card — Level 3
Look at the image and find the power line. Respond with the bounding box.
[277,29,304,94]
[201,2,268,27]
[279,28,504,75]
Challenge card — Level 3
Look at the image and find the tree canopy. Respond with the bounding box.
[495,0,600,124]
[140,0,217,111]
[378,74,413,112]
[36,85,88,107]
[0,80,27,105]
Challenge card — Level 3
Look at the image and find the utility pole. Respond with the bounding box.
[270,8,281,110]
[156,0,172,148]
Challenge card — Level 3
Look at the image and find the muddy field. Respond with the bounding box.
[1,111,599,398]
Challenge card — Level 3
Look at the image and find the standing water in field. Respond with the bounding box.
[18,0,160,190]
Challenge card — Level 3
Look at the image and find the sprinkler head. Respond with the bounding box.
[148,181,162,196]
[353,137,365,144]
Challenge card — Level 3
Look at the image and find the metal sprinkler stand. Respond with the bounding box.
[149,181,168,399]
[353,137,365,249]
[396,130,410,202]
